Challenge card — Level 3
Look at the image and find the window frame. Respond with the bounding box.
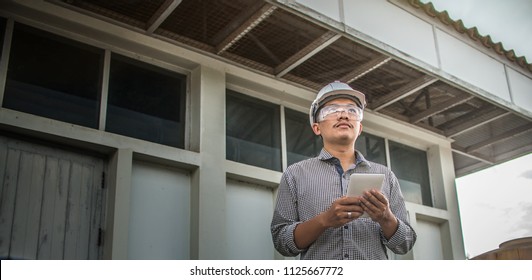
[0,18,192,150]
[3,21,106,128]
[105,51,189,149]
[225,88,283,171]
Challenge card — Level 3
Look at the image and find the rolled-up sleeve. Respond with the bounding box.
[381,219,417,254]
[381,171,417,254]
[270,173,306,257]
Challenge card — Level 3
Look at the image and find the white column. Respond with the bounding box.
[190,65,227,259]
[428,144,466,259]
[104,148,133,259]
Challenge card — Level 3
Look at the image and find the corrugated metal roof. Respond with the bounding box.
[409,0,532,73]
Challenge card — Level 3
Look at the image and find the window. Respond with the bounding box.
[4,23,104,128]
[389,141,432,206]
[357,132,387,166]
[0,17,6,55]
[285,108,322,166]
[106,53,187,148]
[226,90,281,171]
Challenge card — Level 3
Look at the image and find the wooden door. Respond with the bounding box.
[0,136,105,259]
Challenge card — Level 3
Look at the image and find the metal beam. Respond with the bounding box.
[274,31,341,77]
[211,1,267,45]
[340,55,391,83]
[466,123,532,153]
[409,93,474,123]
[455,161,491,177]
[492,144,532,162]
[247,33,282,65]
[443,108,510,137]
[216,4,277,54]
[146,0,183,33]
[372,75,438,111]
[451,144,494,164]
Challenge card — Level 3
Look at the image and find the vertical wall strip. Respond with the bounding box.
[0,18,14,107]
[98,49,111,131]
[385,138,392,169]
[503,64,514,104]
[280,104,287,172]
[432,26,443,70]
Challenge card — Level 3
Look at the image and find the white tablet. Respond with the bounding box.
[347,173,385,197]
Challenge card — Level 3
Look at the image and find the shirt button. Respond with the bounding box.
[344,254,349,258]
[344,225,348,229]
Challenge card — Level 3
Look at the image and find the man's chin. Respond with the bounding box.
[330,134,356,145]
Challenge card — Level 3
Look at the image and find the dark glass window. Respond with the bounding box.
[357,132,387,165]
[285,108,322,166]
[226,90,281,171]
[0,17,6,55]
[106,54,186,148]
[4,23,103,128]
[389,141,432,206]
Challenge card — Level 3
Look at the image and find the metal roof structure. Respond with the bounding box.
[44,0,532,177]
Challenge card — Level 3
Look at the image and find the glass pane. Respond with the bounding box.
[0,17,6,55]
[226,90,281,171]
[4,23,103,128]
[357,132,387,165]
[389,141,432,207]
[106,54,186,148]
[285,108,322,166]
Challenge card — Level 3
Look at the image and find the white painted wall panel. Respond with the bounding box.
[296,0,341,22]
[226,179,275,259]
[507,68,532,112]
[129,162,191,259]
[436,30,511,102]
[342,0,438,67]
[415,219,444,259]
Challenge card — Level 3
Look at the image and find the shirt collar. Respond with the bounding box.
[318,148,371,167]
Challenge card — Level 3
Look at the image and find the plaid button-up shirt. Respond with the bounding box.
[271,149,417,260]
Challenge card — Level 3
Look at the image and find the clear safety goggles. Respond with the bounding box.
[317,104,363,122]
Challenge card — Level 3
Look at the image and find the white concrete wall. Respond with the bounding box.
[436,30,510,102]
[415,219,444,259]
[507,67,532,112]
[343,0,438,67]
[226,179,276,260]
[129,161,191,259]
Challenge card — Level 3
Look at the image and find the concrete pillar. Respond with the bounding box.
[428,144,466,259]
[104,148,133,259]
[190,65,227,259]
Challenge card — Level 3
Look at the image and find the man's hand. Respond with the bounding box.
[319,196,364,228]
[294,196,365,249]
[360,189,398,238]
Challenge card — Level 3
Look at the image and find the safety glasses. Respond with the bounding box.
[317,104,363,122]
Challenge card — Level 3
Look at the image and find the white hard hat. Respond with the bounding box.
[309,81,366,127]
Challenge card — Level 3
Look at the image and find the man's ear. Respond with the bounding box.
[358,123,363,135]
[312,123,321,136]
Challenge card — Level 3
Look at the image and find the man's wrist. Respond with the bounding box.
[379,212,398,229]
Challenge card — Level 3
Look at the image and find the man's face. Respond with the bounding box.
[312,98,363,145]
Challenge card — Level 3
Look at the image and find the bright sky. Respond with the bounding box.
[456,154,532,258]
[420,0,532,258]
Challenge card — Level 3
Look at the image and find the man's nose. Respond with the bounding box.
[338,110,349,119]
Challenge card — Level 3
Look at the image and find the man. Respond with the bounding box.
[271,81,416,260]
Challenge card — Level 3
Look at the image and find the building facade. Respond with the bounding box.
[0,0,530,260]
